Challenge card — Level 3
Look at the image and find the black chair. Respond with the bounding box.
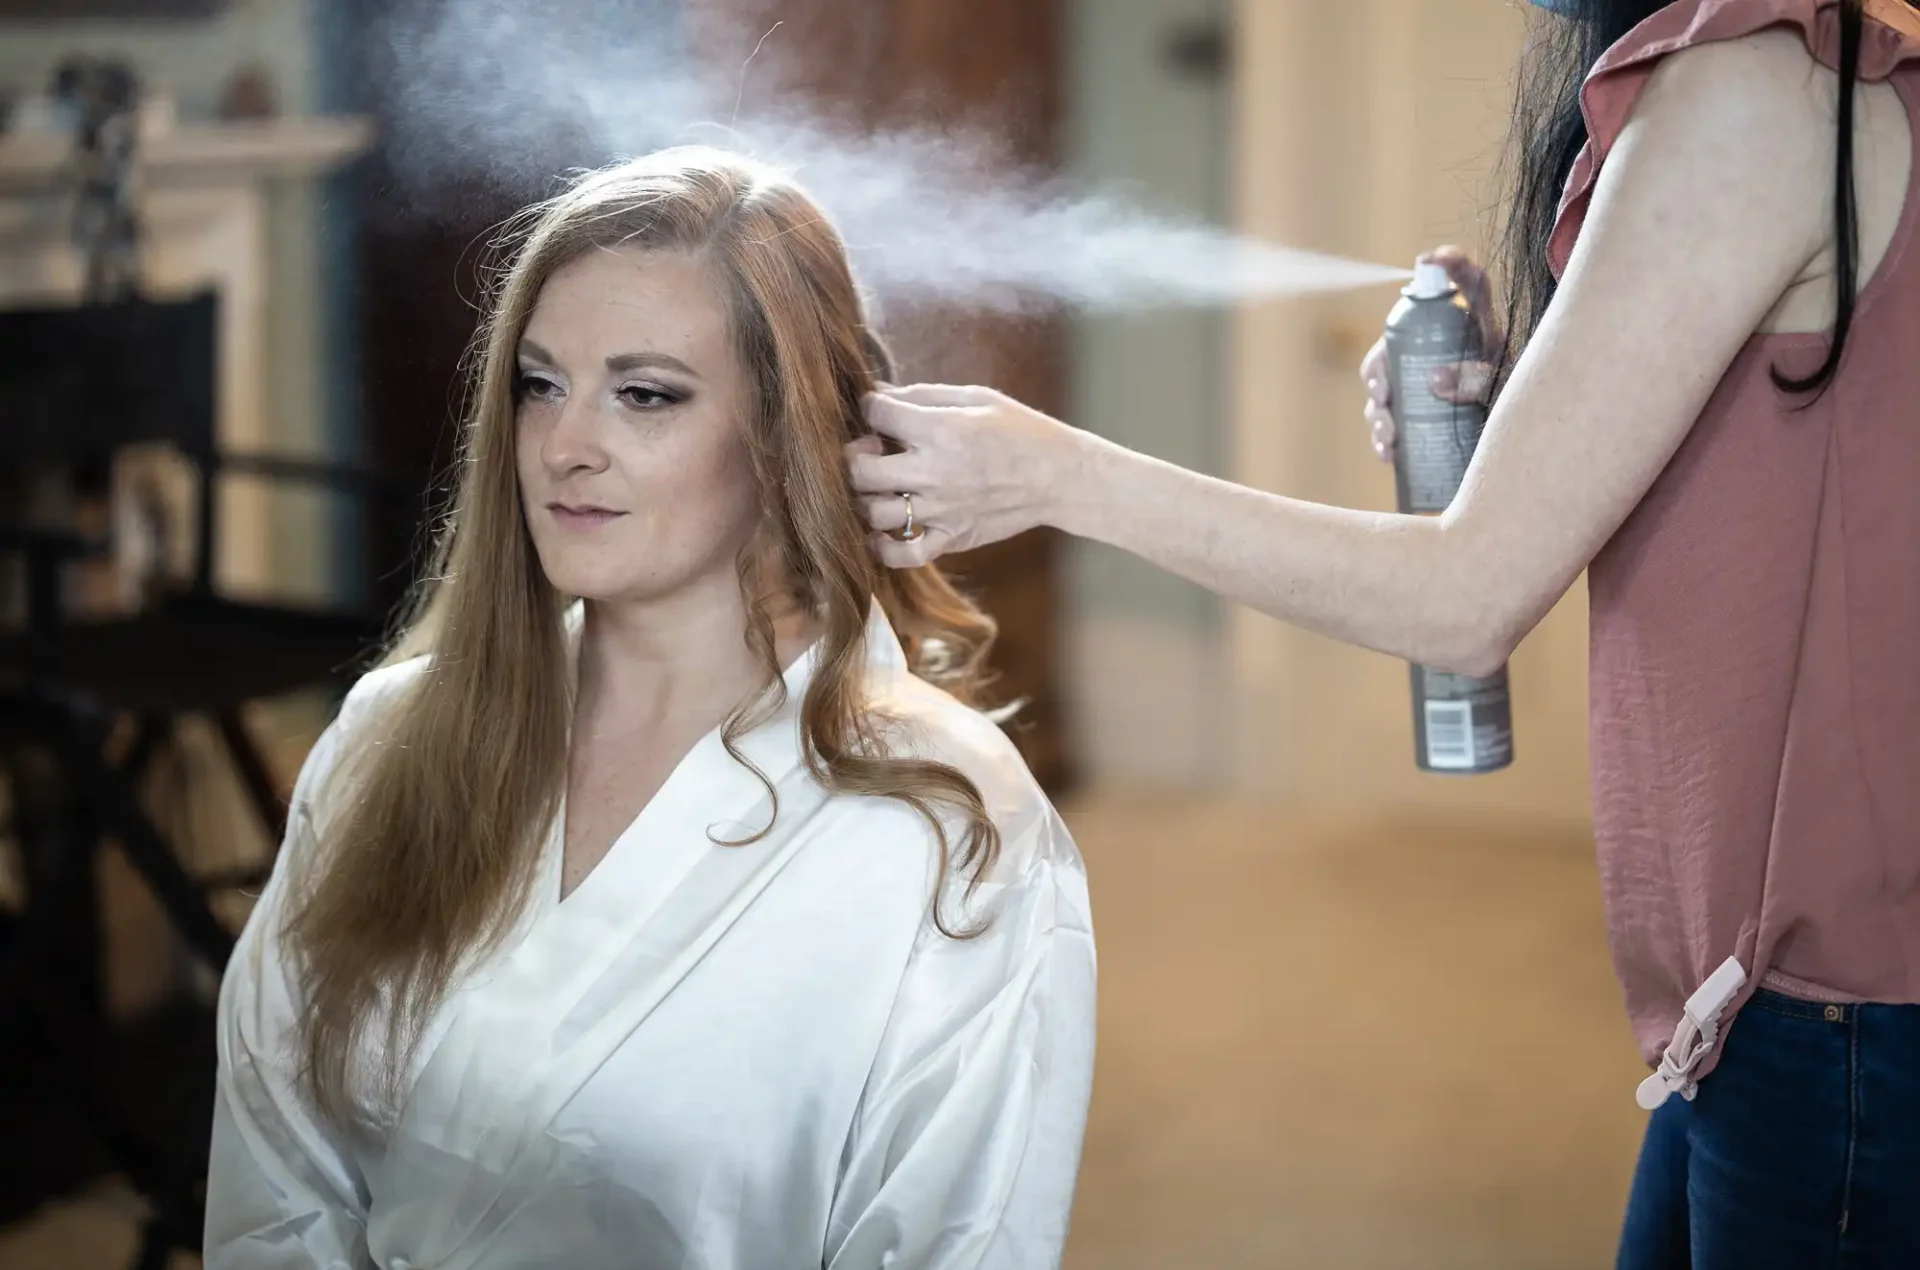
[0,291,409,1267]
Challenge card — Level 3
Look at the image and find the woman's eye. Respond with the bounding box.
[516,372,562,402]
[618,384,681,411]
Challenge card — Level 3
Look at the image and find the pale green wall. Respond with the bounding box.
[1067,0,1230,635]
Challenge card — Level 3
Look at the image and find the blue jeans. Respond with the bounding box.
[1616,990,1920,1270]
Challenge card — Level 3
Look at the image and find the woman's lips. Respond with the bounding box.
[548,503,627,529]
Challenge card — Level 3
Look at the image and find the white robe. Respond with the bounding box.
[205,607,1095,1270]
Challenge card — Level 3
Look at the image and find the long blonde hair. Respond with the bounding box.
[284,148,1001,1127]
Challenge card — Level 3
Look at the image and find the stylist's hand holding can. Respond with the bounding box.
[1358,245,1503,462]
[1362,243,1516,775]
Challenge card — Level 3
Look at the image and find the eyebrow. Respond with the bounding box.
[516,339,700,379]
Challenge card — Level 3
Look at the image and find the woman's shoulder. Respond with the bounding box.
[338,652,431,725]
[860,674,1092,996]
[289,654,430,816]
[1585,0,1920,135]
[1548,0,1908,275]
[1597,0,1920,79]
[1633,21,1846,140]
[869,671,1050,806]
[863,669,1079,889]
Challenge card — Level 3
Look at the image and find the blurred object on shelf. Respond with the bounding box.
[51,55,144,302]
[217,65,277,121]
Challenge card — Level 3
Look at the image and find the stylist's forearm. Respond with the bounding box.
[1046,431,1509,674]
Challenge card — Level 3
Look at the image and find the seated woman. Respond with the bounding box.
[204,147,1096,1270]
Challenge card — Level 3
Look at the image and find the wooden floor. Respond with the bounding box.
[1059,797,1645,1270]
[0,795,1648,1270]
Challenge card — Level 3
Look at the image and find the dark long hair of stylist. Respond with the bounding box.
[1498,0,1871,397]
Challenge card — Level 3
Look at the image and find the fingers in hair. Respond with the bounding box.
[846,449,928,495]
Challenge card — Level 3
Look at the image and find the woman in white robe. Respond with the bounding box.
[204,147,1096,1270]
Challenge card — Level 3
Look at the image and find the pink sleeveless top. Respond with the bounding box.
[1548,0,1920,1078]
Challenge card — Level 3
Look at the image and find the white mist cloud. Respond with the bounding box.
[374,0,1410,314]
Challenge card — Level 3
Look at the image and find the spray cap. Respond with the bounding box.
[1407,259,1455,299]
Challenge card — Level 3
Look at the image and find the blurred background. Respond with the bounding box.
[0,1,1648,1267]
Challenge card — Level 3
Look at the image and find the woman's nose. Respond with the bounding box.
[541,399,609,475]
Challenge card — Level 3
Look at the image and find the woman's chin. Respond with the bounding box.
[538,556,648,605]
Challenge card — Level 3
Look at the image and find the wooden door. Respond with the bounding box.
[347,0,1072,789]
[1230,0,1590,820]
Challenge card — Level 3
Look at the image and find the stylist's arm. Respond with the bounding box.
[847,46,1822,676]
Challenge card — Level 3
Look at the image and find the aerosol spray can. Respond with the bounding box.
[1383,260,1514,774]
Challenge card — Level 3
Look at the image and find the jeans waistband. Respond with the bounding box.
[1748,988,1920,1024]
[1749,989,1854,1023]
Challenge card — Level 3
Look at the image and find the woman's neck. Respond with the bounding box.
[573,574,819,744]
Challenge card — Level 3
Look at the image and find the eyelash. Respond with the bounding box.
[618,384,682,411]
[514,373,683,412]
[515,372,561,403]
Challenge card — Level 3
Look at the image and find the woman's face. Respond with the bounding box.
[514,247,761,605]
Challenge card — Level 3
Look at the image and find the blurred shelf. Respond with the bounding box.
[0,0,229,13]
[0,116,374,193]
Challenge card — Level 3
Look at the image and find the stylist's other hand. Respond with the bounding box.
[1358,244,1503,463]
[847,383,1072,569]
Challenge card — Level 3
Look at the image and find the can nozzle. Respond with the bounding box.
[1407,259,1454,300]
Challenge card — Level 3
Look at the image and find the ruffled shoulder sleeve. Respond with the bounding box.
[1548,0,1920,277]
